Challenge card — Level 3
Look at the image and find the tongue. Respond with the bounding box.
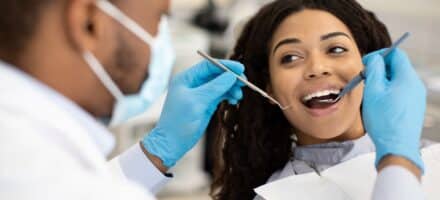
[306,96,336,109]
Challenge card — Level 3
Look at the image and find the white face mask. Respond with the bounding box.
[83,0,175,127]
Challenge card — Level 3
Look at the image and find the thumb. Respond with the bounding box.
[363,53,387,95]
[194,72,238,103]
[385,48,417,82]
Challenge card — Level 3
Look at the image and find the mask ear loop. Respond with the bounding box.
[83,51,124,101]
[84,0,159,101]
[95,0,155,46]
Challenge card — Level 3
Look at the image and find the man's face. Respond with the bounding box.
[101,0,170,95]
[81,0,170,116]
[0,0,171,117]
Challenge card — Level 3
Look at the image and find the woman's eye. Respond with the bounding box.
[281,55,301,64]
[329,47,347,54]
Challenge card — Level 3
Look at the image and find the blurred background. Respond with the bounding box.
[112,0,440,199]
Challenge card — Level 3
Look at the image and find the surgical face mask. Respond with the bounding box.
[83,0,175,127]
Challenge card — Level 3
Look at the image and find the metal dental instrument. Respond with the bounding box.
[197,50,292,110]
[322,32,411,103]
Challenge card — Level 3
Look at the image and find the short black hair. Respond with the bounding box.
[0,0,55,61]
[0,0,120,62]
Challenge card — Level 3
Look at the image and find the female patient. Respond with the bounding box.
[207,0,433,199]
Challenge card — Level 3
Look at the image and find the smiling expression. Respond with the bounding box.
[268,9,366,145]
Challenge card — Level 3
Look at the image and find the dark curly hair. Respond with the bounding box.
[208,0,392,199]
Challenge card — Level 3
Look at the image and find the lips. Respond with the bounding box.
[299,85,343,117]
[302,89,340,107]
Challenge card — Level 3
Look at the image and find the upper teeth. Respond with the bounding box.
[303,89,340,102]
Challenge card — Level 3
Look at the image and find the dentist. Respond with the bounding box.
[0,0,426,200]
[0,0,244,199]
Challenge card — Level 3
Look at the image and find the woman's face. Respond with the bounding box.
[268,9,365,145]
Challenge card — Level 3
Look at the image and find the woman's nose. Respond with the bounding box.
[303,53,335,80]
[304,63,332,80]
[306,70,331,79]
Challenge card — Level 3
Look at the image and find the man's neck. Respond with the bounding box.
[10,46,111,117]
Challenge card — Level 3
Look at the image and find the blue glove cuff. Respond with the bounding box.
[375,144,425,174]
[142,129,177,168]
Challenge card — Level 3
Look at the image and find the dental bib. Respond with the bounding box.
[255,144,440,200]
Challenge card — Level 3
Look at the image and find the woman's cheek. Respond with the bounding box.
[348,82,364,115]
[272,72,301,104]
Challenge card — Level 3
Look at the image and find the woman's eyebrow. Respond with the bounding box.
[321,32,351,41]
[273,38,301,54]
[272,32,351,55]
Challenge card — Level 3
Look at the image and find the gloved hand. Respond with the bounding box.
[362,48,426,172]
[142,60,245,167]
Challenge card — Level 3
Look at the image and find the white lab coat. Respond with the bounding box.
[0,61,169,200]
[0,60,428,200]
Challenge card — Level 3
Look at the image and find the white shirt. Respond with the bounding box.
[0,61,168,200]
[0,61,423,199]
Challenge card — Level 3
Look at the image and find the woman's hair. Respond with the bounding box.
[208,0,392,199]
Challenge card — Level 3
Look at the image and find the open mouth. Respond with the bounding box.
[302,89,342,109]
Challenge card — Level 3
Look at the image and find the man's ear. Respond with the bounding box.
[64,0,108,52]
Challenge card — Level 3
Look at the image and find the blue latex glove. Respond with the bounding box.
[362,48,426,172]
[142,60,245,167]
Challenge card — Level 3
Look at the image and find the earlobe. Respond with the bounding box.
[64,0,102,52]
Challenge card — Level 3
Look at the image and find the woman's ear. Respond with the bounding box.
[64,0,108,52]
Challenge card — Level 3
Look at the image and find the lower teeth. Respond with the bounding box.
[305,98,338,108]
[317,99,335,103]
